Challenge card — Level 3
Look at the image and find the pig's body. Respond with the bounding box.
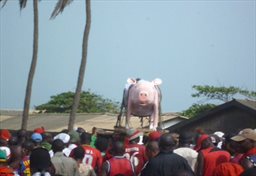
[117,78,162,130]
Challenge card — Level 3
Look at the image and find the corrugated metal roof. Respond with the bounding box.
[235,99,256,111]
[167,99,256,132]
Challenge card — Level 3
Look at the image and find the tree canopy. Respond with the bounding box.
[35,91,120,113]
[182,85,256,118]
[192,85,256,102]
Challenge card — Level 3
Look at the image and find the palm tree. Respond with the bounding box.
[51,0,91,131]
[1,0,39,130]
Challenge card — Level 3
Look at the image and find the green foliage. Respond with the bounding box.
[181,103,216,118]
[182,85,255,118]
[35,91,120,113]
[192,85,256,102]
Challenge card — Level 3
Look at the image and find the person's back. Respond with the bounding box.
[213,162,244,176]
[174,132,198,171]
[140,133,194,176]
[30,147,54,176]
[125,142,147,175]
[71,145,96,176]
[203,148,231,176]
[82,144,102,168]
[107,156,134,176]
[174,147,198,172]
[51,139,79,176]
[80,132,103,174]
[143,151,194,176]
[102,140,135,176]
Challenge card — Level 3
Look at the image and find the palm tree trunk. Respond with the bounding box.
[68,0,91,131]
[21,0,39,130]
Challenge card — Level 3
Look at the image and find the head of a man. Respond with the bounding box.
[52,139,65,153]
[159,133,176,152]
[231,128,256,153]
[111,140,125,156]
[146,141,160,159]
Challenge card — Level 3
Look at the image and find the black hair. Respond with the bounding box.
[52,139,64,153]
[73,145,85,160]
[80,132,91,144]
[111,140,125,156]
[159,133,176,152]
[30,147,51,171]
[95,135,110,153]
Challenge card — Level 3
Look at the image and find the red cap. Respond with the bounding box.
[148,131,161,141]
[194,134,209,151]
[34,127,45,134]
[0,129,12,141]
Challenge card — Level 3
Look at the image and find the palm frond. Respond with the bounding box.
[51,0,73,19]
[0,0,8,8]
[19,0,28,9]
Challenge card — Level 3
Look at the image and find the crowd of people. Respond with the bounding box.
[0,126,256,176]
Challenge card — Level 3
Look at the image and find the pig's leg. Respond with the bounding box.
[149,115,154,130]
[151,105,159,131]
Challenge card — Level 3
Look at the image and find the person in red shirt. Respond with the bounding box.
[102,140,135,176]
[213,162,244,176]
[125,130,147,175]
[195,134,231,176]
[80,132,103,175]
[231,128,256,163]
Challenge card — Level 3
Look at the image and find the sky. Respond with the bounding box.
[0,0,255,113]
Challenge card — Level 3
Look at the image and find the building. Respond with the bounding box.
[167,99,256,134]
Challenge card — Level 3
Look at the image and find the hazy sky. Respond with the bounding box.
[1,0,255,113]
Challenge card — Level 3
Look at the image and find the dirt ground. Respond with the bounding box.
[0,111,153,133]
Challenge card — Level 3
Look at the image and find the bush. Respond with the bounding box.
[181,103,216,118]
[35,91,120,113]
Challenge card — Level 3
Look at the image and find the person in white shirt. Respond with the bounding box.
[174,132,198,172]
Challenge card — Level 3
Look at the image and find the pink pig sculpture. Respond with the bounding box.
[116,78,162,130]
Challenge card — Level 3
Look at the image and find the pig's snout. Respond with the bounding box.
[139,91,148,104]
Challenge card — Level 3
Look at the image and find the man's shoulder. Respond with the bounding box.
[174,147,198,156]
[83,145,100,152]
[153,152,189,162]
[52,153,76,163]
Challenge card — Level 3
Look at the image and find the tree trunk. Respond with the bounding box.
[68,0,91,131]
[21,0,39,130]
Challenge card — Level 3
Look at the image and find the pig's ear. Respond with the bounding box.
[152,78,162,85]
[127,78,137,84]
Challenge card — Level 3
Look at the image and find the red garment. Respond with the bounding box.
[82,145,103,173]
[33,127,45,134]
[0,166,15,176]
[230,153,243,164]
[106,156,134,176]
[201,147,214,156]
[194,134,209,151]
[0,129,11,141]
[213,162,244,176]
[203,149,231,176]
[103,147,113,163]
[239,147,256,163]
[125,143,147,175]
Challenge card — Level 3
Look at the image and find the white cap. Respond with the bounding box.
[214,131,225,138]
[0,146,11,159]
[54,133,70,144]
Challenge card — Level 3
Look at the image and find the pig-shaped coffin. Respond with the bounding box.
[116,78,162,130]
